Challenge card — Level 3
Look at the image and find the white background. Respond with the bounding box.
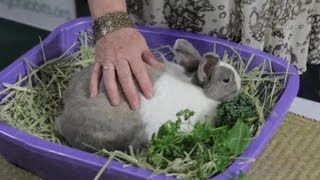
[0,0,76,31]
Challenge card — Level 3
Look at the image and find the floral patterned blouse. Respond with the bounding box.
[126,0,320,73]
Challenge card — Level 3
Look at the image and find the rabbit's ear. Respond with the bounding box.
[173,39,202,72]
[196,53,220,85]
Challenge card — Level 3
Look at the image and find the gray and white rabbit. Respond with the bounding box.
[55,39,241,152]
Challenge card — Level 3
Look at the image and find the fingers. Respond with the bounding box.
[129,56,153,100]
[89,63,102,97]
[142,50,165,70]
[102,63,121,106]
[115,60,140,109]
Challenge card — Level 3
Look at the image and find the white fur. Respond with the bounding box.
[139,62,219,140]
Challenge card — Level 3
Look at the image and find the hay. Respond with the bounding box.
[0,32,288,179]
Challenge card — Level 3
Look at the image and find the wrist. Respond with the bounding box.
[88,0,127,19]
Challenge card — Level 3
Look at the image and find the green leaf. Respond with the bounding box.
[226,120,251,155]
[237,171,246,180]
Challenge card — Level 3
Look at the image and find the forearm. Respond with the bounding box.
[88,0,127,19]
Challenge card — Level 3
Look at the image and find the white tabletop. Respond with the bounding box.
[289,97,320,121]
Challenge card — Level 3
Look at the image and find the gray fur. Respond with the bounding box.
[173,39,202,72]
[192,53,239,102]
[55,64,163,152]
[194,53,220,86]
[55,39,241,153]
[202,65,239,102]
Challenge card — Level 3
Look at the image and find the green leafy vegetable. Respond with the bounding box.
[216,92,259,127]
[0,31,288,180]
[144,109,252,179]
[226,120,251,155]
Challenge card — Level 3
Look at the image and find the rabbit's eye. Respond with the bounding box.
[223,78,230,83]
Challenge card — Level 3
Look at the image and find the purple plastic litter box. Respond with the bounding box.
[0,17,299,180]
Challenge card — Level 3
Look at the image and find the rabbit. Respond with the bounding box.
[55,39,241,153]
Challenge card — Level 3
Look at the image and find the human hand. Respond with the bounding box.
[89,27,164,109]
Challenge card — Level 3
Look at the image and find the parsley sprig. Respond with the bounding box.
[146,99,254,179]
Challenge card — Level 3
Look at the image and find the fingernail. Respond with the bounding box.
[146,91,153,99]
[132,105,139,110]
[131,102,139,110]
[112,99,120,106]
